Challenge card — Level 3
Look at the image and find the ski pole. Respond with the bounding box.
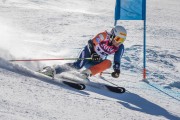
[101,71,137,77]
[101,72,111,75]
[100,72,119,87]
[100,72,130,92]
[9,58,92,62]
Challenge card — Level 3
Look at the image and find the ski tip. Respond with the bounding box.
[105,85,126,93]
[62,81,86,90]
[79,84,86,90]
[116,87,126,93]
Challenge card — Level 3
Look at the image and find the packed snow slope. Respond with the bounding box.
[0,0,180,120]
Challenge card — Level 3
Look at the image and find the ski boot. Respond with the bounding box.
[80,69,92,83]
[40,66,55,78]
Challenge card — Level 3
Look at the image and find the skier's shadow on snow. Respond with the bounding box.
[85,84,179,120]
[117,92,180,120]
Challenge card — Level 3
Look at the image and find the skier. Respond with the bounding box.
[41,25,127,79]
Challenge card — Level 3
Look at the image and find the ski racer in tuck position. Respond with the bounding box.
[41,26,127,80]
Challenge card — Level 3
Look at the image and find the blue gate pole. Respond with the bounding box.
[143,0,147,80]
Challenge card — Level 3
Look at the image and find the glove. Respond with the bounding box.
[111,69,120,78]
[91,53,101,61]
[111,62,120,78]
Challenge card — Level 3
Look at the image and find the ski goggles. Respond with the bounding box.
[114,36,125,43]
[111,29,125,44]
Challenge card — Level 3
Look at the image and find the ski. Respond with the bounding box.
[63,77,126,93]
[89,81,126,93]
[37,70,86,90]
[37,67,124,92]
[98,76,126,93]
[104,85,126,93]
[62,81,86,90]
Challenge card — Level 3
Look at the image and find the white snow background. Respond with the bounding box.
[0,0,180,120]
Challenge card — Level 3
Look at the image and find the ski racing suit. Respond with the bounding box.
[71,31,125,75]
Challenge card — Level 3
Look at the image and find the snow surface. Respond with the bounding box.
[0,0,180,120]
